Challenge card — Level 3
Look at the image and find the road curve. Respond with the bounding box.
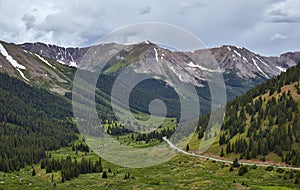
[163,137,300,171]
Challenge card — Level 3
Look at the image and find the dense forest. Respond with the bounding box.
[0,72,78,172]
[41,153,103,182]
[197,62,300,166]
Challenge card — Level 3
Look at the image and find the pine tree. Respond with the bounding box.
[233,158,240,168]
[186,144,190,152]
[220,148,225,157]
[32,169,36,176]
[102,171,107,179]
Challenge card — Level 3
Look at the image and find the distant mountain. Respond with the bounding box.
[20,41,300,77]
[19,41,300,112]
[21,42,300,80]
[1,39,300,116]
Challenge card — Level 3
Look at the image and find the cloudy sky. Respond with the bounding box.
[0,0,299,55]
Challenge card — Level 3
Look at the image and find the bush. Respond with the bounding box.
[233,158,240,168]
[265,166,274,171]
[238,165,248,176]
[276,168,284,173]
[251,164,257,170]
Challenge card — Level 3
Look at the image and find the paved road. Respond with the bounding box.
[163,137,300,171]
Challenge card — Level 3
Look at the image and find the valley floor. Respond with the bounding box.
[0,145,299,190]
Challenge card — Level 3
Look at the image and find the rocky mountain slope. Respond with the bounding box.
[21,41,299,74]
[20,41,300,102]
[0,41,75,95]
[21,41,300,76]
[2,39,300,116]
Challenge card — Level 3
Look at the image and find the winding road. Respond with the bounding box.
[163,137,300,171]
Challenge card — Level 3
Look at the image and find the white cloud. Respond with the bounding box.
[270,33,288,41]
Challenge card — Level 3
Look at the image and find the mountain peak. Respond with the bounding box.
[15,40,300,84]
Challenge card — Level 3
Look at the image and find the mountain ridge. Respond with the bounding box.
[2,39,300,116]
[18,41,300,84]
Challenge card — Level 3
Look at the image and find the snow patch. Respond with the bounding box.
[145,40,150,44]
[187,61,219,72]
[57,60,66,65]
[154,48,159,63]
[276,66,287,72]
[252,58,269,78]
[16,68,29,81]
[69,61,77,68]
[0,43,26,70]
[227,46,231,51]
[242,57,249,63]
[255,56,269,67]
[170,66,183,82]
[35,53,53,68]
[233,50,241,57]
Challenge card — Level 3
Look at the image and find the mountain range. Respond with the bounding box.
[1,40,300,117]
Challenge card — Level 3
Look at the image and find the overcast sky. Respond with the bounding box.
[0,0,299,55]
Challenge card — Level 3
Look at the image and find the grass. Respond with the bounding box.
[0,145,300,190]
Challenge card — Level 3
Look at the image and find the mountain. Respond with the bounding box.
[2,39,300,116]
[0,41,75,95]
[18,41,300,116]
[20,42,300,97]
[21,42,300,79]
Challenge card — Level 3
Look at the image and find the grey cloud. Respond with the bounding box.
[270,16,300,23]
[269,9,288,17]
[21,14,36,30]
[178,1,206,14]
[266,0,300,23]
[138,5,151,15]
[0,0,299,55]
[267,9,300,23]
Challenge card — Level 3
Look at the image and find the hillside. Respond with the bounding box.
[196,62,300,166]
[0,41,75,95]
[0,72,78,172]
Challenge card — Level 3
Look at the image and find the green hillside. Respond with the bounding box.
[196,62,300,166]
[0,72,78,172]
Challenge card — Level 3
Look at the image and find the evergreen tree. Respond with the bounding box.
[102,171,107,179]
[32,169,36,176]
[186,144,190,152]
